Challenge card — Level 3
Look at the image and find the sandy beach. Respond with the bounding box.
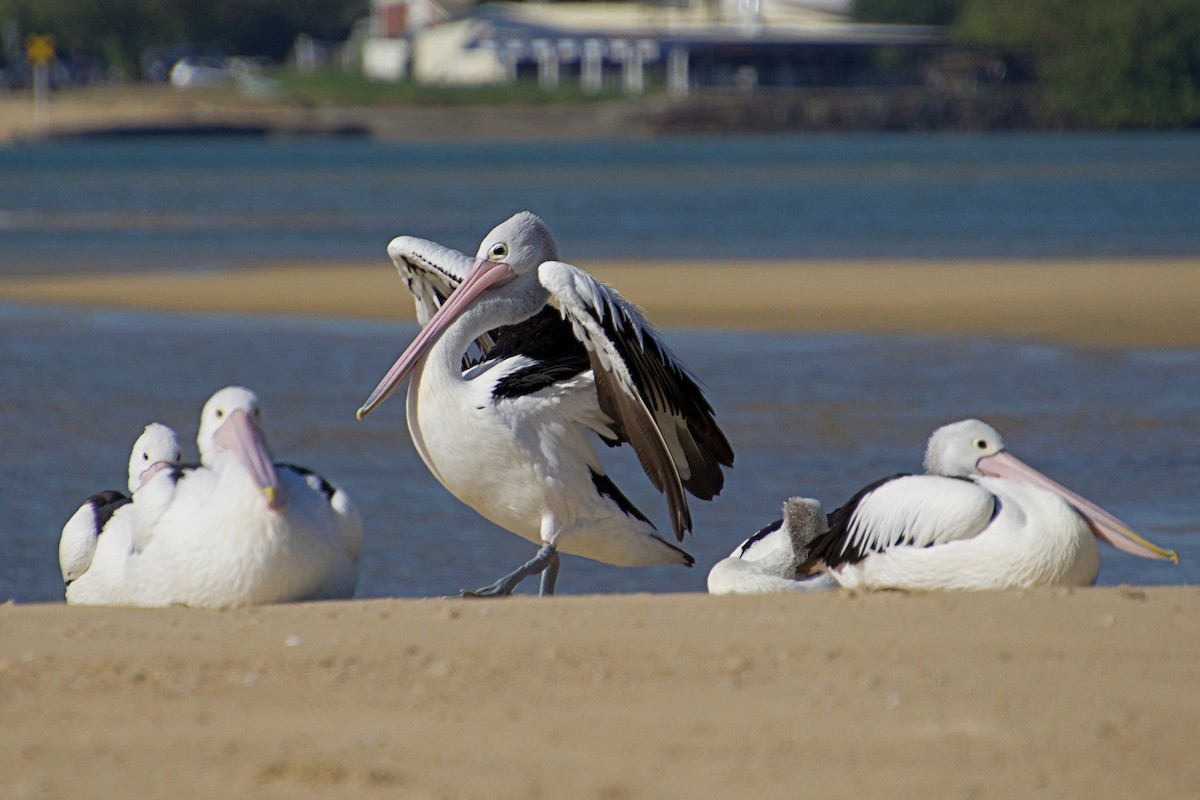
[4,590,1199,799]
[3,256,1199,798]
[3,257,1200,348]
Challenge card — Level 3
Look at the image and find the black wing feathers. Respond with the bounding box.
[489,307,591,399]
[738,517,784,557]
[591,294,734,500]
[277,463,337,502]
[799,473,913,572]
[88,490,131,535]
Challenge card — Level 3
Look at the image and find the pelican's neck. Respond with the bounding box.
[422,278,548,383]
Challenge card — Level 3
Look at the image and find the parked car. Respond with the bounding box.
[169,56,232,88]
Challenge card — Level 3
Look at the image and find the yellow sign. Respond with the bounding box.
[26,33,56,66]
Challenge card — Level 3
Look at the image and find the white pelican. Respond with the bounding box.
[357,211,734,595]
[707,498,836,594]
[62,423,182,603]
[793,419,1178,591]
[116,386,362,607]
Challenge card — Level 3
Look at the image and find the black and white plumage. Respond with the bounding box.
[358,211,734,596]
[707,498,836,594]
[61,423,182,603]
[790,419,1178,591]
[69,387,363,607]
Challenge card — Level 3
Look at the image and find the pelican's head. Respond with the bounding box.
[358,212,557,421]
[197,386,287,511]
[926,418,1177,563]
[127,422,183,494]
[924,419,1006,478]
[475,211,559,276]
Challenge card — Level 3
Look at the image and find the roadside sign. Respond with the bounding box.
[26,33,56,66]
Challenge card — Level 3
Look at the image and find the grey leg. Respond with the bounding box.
[538,550,561,596]
[462,543,559,598]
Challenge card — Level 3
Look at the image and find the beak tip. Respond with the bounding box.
[264,486,288,511]
[355,407,368,422]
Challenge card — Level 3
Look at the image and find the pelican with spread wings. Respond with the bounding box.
[357,212,734,595]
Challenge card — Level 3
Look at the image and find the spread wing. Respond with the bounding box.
[800,474,997,573]
[387,235,494,367]
[539,260,735,541]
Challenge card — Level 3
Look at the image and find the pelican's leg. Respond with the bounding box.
[462,543,559,598]
[538,550,561,596]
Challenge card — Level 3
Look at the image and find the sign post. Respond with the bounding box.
[25,33,56,128]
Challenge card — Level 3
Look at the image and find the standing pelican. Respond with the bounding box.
[62,422,182,603]
[790,419,1177,591]
[117,387,362,607]
[358,212,734,595]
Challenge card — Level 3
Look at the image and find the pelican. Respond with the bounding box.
[62,423,182,603]
[790,419,1177,591]
[115,386,362,607]
[357,212,734,596]
[707,498,836,594]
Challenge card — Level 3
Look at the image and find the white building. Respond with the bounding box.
[361,0,943,94]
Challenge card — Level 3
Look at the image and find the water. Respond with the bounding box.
[2,304,1197,602]
[2,132,1200,274]
[2,133,1198,600]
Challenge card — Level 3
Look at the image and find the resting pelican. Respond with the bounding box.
[707,498,836,594]
[62,423,182,604]
[793,419,1177,591]
[357,212,734,595]
[116,387,362,607]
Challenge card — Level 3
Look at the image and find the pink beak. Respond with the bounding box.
[978,451,1178,563]
[213,409,288,511]
[357,258,518,420]
[137,461,174,489]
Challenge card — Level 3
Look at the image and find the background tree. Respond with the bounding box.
[956,0,1200,126]
[0,0,366,77]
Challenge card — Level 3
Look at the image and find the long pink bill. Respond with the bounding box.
[356,258,517,421]
[136,461,175,490]
[213,409,288,511]
[977,451,1178,563]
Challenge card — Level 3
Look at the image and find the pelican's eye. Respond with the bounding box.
[974,438,989,450]
[488,242,509,261]
[215,408,224,419]
[142,452,150,461]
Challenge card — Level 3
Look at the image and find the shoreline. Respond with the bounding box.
[3,257,1199,349]
[0,82,1050,145]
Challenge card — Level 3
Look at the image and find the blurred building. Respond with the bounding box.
[360,0,944,93]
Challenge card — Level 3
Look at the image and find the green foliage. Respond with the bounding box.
[853,0,969,25]
[957,0,1200,126]
[0,0,367,76]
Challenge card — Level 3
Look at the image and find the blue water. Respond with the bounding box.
[1,132,1198,601]
[2,304,1196,603]
[2,132,1199,274]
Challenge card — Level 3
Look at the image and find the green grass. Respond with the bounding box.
[266,67,629,107]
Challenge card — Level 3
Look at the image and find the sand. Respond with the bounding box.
[7,80,1200,798]
[4,258,1200,798]
[4,590,1199,799]
[3,257,1200,348]
[0,83,654,143]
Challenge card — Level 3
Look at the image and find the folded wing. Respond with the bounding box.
[801,474,997,572]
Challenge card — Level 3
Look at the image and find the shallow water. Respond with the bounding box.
[3,132,1200,274]
[2,304,1196,602]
